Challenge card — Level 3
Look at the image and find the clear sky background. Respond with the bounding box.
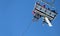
[0,0,60,36]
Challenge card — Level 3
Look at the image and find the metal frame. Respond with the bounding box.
[33,2,57,21]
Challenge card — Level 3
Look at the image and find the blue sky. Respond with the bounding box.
[0,0,60,36]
